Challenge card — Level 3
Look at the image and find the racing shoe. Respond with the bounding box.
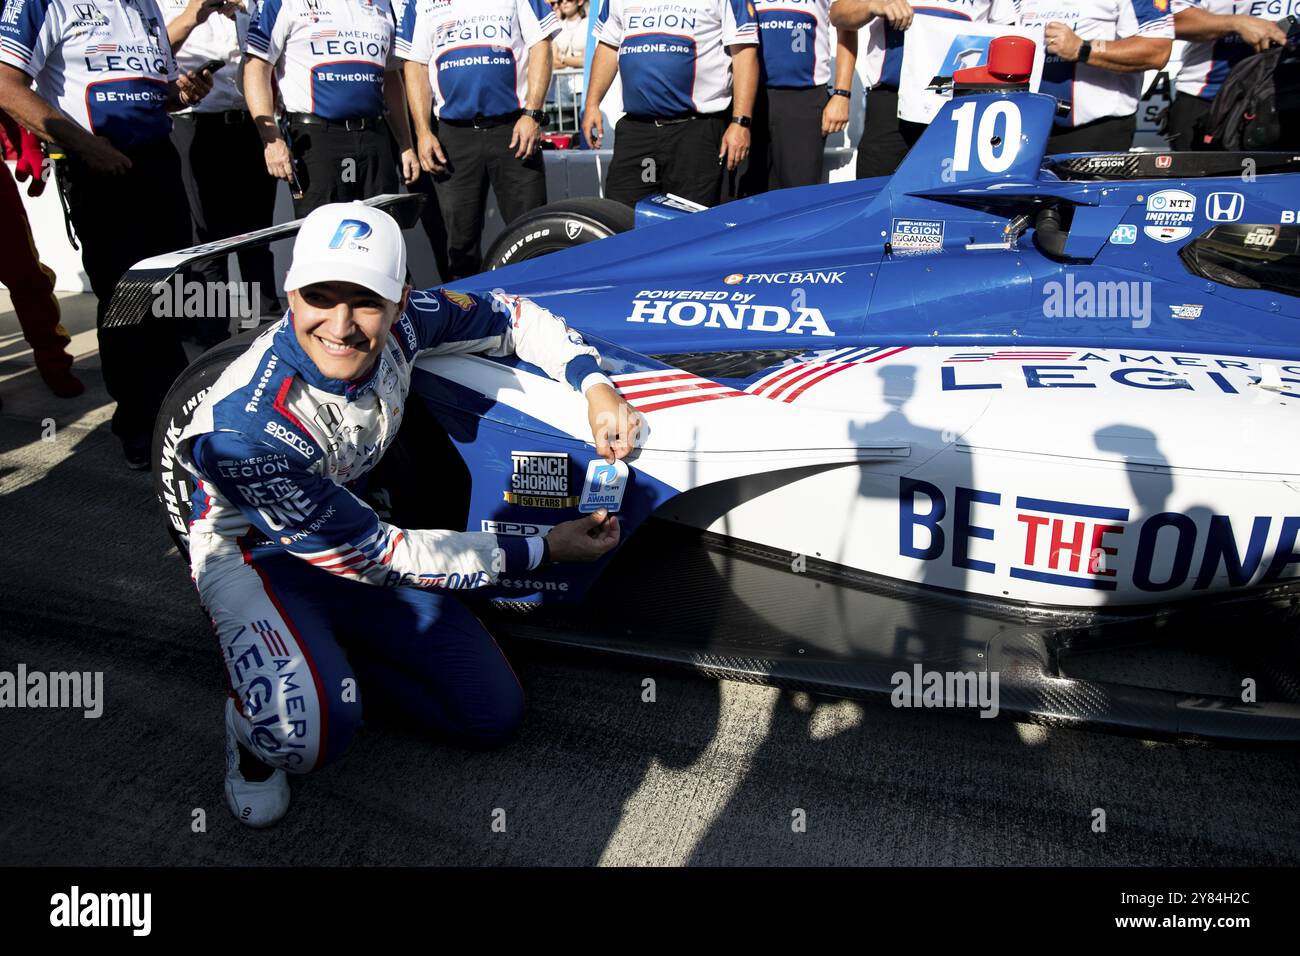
[223,699,290,828]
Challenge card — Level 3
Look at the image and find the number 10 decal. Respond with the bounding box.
[949,100,1022,174]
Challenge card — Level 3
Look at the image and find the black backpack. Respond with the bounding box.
[1199,35,1300,150]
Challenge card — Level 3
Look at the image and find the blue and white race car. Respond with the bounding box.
[130,88,1300,746]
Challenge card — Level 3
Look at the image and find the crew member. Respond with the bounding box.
[743,0,858,194]
[1168,0,1290,150]
[0,0,216,467]
[830,0,1020,179]
[1016,0,1175,153]
[398,0,558,280]
[243,0,419,217]
[174,202,641,826]
[584,0,760,208]
[0,110,83,398]
[164,0,282,339]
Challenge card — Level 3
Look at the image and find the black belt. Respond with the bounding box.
[438,110,521,129]
[286,112,385,131]
[178,109,251,124]
[623,111,726,126]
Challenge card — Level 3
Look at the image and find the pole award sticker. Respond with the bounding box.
[579,459,628,513]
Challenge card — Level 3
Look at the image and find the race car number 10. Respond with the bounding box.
[950,100,1021,175]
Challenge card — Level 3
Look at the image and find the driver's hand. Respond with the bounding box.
[587,383,641,462]
[545,509,620,562]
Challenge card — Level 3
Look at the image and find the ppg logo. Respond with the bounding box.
[1205,192,1244,223]
[1110,224,1138,245]
[329,219,373,249]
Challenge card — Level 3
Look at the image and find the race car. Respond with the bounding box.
[117,88,1300,746]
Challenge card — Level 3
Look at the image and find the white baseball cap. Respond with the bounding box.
[284,202,407,304]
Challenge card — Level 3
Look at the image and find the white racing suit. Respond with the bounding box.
[176,288,612,770]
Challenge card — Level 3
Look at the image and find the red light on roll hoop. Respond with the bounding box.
[952,36,1035,87]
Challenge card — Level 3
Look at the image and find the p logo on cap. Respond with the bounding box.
[330,220,373,249]
[285,201,407,303]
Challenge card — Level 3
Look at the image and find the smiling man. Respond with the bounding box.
[173,201,640,828]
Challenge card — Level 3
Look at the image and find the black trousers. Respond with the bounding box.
[1166,93,1212,151]
[60,138,192,444]
[742,86,827,195]
[431,116,548,280]
[287,117,397,218]
[855,87,926,179]
[1046,112,1137,154]
[172,112,281,339]
[605,113,729,208]
[408,169,451,283]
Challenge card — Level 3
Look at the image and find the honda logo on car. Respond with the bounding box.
[626,290,833,336]
[1143,189,1196,243]
[1205,192,1244,223]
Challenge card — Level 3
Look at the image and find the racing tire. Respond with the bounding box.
[153,327,263,562]
[481,198,635,270]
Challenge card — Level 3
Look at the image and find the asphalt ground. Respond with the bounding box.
[2,291,1299,867]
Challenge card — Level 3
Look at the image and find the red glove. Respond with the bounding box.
[14,127,46,197]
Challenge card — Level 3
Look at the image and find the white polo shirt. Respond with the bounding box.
[161,0,253,112]
[1017,0,1175,126]
[245,0,398,121]
[593,0,759,117]
[1171,0,1300,99]
[0,0,178,148]
[395,0,557,121]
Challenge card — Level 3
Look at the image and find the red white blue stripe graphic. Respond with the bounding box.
[299,526,402,578]
[251,619,291,658]
[0,37,33,64]
[612,370,747,414]
[945,350,1076,364]
[747,346,911,403]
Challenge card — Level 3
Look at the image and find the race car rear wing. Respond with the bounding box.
[101,193,426,330]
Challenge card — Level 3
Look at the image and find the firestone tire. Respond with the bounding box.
[481,197,635,270]
[152,327,262,562]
